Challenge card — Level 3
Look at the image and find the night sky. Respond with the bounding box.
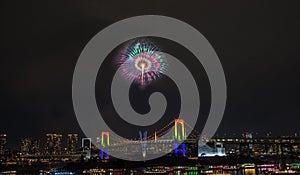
[1,1,300,149]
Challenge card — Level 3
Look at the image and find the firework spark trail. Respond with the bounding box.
[116,39,167,85]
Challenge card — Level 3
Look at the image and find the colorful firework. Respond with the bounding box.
[116,39,167,85]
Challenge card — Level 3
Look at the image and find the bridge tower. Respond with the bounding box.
[139,131,147,160]
[174,142,186,157]
[174,119,185,141]
[100,132,110,160]
[101,132,110,147]
[174,119,186,157]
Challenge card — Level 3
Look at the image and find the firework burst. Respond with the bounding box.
[116,39,167,85]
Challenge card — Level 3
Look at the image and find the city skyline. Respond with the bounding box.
[1,129,300,159]
[1,126,300,174]
[1,119,300,150]
[1,130,300,152]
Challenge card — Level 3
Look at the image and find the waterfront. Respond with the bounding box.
[1,156,300,174]
[1,163,299,175]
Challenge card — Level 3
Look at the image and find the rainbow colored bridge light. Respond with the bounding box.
[117,39,167,85]
[174,119,185,141]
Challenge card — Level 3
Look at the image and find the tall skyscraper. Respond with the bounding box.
[45,134,62,155]
[96,137,101,148]
[82,138,92,159]
[20,138,32,155]
[67,134,78,154]
[20,138,40,155]
[0,134,7,158]
[31,139,40,155]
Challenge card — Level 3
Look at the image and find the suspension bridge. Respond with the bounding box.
[96,119,200,160]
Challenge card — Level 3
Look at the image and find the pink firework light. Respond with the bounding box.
[116,39,167,85]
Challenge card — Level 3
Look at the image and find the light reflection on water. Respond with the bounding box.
[1,164,299,175]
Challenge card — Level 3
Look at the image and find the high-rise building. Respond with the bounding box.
[82,138,92,159]
[20,138,40,155]
[0,134,7,158]
[67,134,78,154]
[96,137,101,148]
[45,134,62,155]
[20,138,32,155]
[31,139,40,155]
